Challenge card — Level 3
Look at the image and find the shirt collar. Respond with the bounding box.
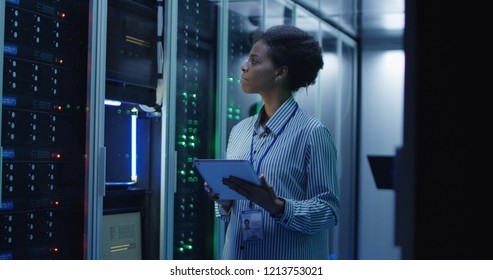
[254,96,297,136]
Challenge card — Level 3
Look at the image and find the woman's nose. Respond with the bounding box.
[240,63,247,72]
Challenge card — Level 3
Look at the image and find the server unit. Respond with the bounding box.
[1,0,89,259]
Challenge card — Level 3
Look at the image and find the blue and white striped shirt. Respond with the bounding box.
[216,96,340,260]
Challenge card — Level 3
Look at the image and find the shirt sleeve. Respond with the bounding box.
[274,125,340,234]
[215,201,232,222]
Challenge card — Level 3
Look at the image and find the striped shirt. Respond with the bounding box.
[216,96,340,260]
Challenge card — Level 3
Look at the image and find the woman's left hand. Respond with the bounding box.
[222,174,284,214]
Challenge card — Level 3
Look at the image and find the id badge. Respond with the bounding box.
[241,209,264,242]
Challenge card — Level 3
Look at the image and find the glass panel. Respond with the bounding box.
[336,41,357,260]
[319,26,339,135]
[225,0,263,136]
[294,0,357,36]
[265,0,294,27]
[172,0,218,260]
[338,0,357,33]
[294,9,319,116]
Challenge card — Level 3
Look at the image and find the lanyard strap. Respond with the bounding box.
[250,104,298,175]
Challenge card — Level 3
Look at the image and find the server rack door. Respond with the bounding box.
[1,0,90,259]
[163,0,218,260]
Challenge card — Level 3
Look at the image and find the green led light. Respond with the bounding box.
[235,108,240,114]
[237,79,241,84]
[178,247,184,253]
[192,94,197,99]
[227,77,233,83]
[228,114,233,119]
[182,92,187,97]
[66,104,71,109]
[117,109,122,114]
[193,120,198,125]
[235,116,240,120]
[184,245,193,250]
[180,170,186,175]
[187,158,193,163]
[228,108,233,113]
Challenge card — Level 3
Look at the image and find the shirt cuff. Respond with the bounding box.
[216,201,232,219]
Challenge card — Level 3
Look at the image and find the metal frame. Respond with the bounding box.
[0,0,5,206]
[160,0,177,260]
[86,0,108,260]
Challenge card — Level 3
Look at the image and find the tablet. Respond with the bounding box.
[192,159,261,200]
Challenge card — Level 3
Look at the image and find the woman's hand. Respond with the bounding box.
[203,182,233,210]
[222,174,284,215]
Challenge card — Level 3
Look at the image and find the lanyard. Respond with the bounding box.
[249,104,298,176]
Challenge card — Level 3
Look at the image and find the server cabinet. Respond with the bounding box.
[101,0,162,260]
[1,0,90,259]
[172,0,217,260]
[162,0,218,260]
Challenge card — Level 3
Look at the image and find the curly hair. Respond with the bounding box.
[252,25,324,93]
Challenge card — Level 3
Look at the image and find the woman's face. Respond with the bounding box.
[240,41,278,94]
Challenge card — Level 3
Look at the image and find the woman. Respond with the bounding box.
[207,24,340,260]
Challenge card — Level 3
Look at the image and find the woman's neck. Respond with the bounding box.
[260,92,291,125]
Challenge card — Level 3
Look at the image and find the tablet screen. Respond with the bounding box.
[193,159,261,200]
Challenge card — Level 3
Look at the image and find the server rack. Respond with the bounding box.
[162,0,218,260]
[1,0,90,259]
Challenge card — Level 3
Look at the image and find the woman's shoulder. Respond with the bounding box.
[295,109,333,137]
[295,109,325,127]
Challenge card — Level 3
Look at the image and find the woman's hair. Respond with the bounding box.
[252,25,324,93]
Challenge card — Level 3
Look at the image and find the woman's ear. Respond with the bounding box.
[275,66,288,80]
